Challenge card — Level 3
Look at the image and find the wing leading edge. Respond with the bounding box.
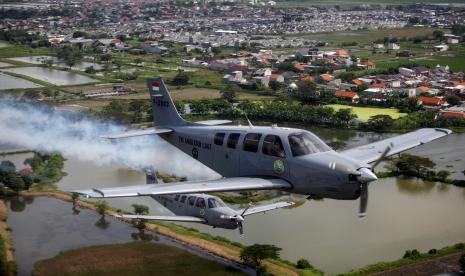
[238,201,295,216]
[100,127,172,139]
[115,214,206,223]
[72,177,291,198]
[340,128,452,164]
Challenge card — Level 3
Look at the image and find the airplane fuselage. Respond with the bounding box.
[159,125,366,200]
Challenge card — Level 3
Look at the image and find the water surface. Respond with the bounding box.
[1,67,98,86]
[0,73,42,90]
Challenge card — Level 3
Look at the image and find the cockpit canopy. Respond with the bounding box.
[288,131,331,157]
[208,197,226,208]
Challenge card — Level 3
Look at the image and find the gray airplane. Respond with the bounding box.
[117,168,294,234]
[74,77,452,217]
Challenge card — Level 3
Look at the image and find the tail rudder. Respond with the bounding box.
[147,77,187,127]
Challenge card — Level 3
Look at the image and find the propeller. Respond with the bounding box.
[220,203,252,235]
[356,143,392,218]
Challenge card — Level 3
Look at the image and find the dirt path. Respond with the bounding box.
[373,252,464,276]
[21,191,299,276]
[0,200,14,262]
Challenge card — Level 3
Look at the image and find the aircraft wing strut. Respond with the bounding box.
[73,177,292,198]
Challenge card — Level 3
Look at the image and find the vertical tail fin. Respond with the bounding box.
[147,77,188,127]
[145,166,158,184]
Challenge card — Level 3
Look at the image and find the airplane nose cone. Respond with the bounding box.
[235,215,244,222]
[357,168,378,183]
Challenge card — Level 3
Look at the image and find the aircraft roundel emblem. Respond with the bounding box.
[192,147,199,159]
[199,209,205,216]
[273,160,285,175]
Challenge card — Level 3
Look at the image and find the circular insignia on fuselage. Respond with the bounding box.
[199,208,205,216]
[273,160,285,175]
[192,147,199,159]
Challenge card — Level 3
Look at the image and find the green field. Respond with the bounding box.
[33,241,246,276]
[326,104,406,121]
[276,0,465,8]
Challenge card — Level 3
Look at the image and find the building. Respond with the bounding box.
[387,43,400,50]
[433,44,449,52]
[418,96,447,107]
[334,90,359,103]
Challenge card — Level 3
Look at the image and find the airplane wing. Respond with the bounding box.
[195,120,232,126]
[100,127,172,139]
[72,177,291,198]
[115,214,206,223]
[238,201,295,217]
[340,128,452,164]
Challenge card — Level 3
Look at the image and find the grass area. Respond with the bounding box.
[0,236,16,276]
[0,44,50,59]
[287,27,441,46]
[276,0,465,8]
[326,104,406,121]
[340,243,465,276]
[33,241,246,276]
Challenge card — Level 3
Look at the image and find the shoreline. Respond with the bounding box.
[0,200,14,263]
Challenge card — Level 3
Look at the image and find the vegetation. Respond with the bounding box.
[341,243,465,276]
[95,200,109,216]
[0,236,16,276]
[240,244,281,275]
[327,104,406,122]
[33,241,246,276]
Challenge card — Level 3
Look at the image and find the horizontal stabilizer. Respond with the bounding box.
[115,214,206,223]
[100,127,172,139]
[195,120,232,126]
[340,128,452,164]
[238,201,295,216]
[72,177,291,198]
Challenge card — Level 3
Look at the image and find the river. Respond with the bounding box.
[2,127,465,274]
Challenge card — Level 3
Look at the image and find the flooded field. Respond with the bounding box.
[6,196,251,275]
[0,61,13,68]
[1,67,99,86]
[0,72,43,90]
[6,56,104,71]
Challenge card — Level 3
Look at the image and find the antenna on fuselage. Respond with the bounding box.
[244,114,254,128]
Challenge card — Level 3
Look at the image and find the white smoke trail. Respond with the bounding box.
[0,99,219,180]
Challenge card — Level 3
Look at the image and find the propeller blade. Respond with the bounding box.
[371,143,393,170]
[238,221,244,235]
[240,203,253,217]
[359,183,368,218]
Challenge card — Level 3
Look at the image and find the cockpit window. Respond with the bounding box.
[180,195,187,203]
[288,131,331,157]
[208,198,226,208]
[262,135,286,158]
[227,133,241,149]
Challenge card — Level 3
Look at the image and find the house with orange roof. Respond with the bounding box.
[270,73,284,83]
[418,96,448,107]
[352,79,363,86]
[316,73,335,84]
[301,76,315,82]
[334,90,359,103]
[358,60,375,70]
[335,50,348,57]
[440,105,465,119]
[294,63,305,72]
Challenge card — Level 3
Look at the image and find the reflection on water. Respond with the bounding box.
[396,177,436,195]
[6,197,251,275]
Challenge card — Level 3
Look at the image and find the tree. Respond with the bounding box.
[95,200,109,216]
[335,108,357,127]
[220,85,237,103]
[268,80,282,92]
[366,114,394,131]
[436,170,451,182]
[394,154,436,177]
[71,193,79,205]
[445,95,461,106]
[403,249,421,260]
[451,24,465,36]
[240,244,281,270]
[172,72,189,86]
[132,204,149,215]
[85,66,96,74]
[293,80,319,103]
[296,259,314,269]
[432,30,444,41]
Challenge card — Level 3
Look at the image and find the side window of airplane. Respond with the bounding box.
[243,133,262,152]
[174,195,180,201]
[227,133,241,149]
[196,198,206,208]
[188,196,196,206]
[262,135,286,158]
[180,195,187,203]
[214,133,225,146]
